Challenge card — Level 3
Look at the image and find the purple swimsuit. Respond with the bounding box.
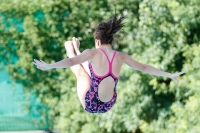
[85,48,119,113]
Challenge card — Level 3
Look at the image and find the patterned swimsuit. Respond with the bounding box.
[85,48,119,113]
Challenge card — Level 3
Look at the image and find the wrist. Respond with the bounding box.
[168,73,172,78]
[48,64,54,69]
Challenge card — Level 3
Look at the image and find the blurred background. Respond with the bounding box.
[0,0,200,133]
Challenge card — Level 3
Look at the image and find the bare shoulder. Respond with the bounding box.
[115,51,128,60]
[82,48,98,62]
[82,48,97,55]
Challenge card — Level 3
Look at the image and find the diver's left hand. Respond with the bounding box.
[32,59,52,71]
[169,71,186,83]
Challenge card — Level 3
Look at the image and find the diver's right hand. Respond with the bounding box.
[32,59,52,71]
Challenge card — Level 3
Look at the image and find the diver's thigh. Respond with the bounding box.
[76,72,90,109]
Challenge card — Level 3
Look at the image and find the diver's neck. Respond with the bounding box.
[99,44,112,50]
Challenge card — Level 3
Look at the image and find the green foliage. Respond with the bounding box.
[0,0,200,132]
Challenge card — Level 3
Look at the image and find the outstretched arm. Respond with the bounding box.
[32,49,93,70]
[122,53,185,82]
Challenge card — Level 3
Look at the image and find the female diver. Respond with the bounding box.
[32,15,185,113]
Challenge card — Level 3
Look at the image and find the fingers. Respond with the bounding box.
[32,61,37,65]
[40,60,46,64]
[179,71,186,75]
[174,71,186,77]
[33,59,42,65]
[32,59,43,68]
[33,59,46,65]
[32,59,49,71]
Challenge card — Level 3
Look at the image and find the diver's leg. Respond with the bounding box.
[72,37,91,77]
[64,41,90,109]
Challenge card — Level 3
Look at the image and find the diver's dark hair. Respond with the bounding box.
[94,14,125,45]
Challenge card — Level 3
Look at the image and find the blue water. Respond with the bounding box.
[0,10,52,131]
[0,70,26,116]
[0,69,50,130]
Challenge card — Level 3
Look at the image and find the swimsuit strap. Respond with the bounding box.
[99,48,116,73]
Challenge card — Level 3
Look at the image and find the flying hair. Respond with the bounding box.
[94,14,125,45]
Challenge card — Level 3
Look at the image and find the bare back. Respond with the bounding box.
[88,48,124,102]
[90,48,123,77]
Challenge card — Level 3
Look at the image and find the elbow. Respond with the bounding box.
[67,58,74,67]
[141,64,147,71]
